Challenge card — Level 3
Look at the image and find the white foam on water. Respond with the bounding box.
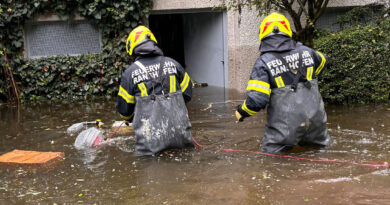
[371,169,390,176]
[313,177,352,183]
[356,138,374,144]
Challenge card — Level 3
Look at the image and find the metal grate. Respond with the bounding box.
[25,21,102,58]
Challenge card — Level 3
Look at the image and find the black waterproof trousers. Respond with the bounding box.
[132,91,193,155]
[262,79,330,153]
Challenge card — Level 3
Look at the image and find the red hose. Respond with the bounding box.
[100,123,389,168]
[192,136,389,168]
[105,122,124,142]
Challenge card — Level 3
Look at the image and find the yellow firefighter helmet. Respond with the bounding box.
[126,25,158,56]
[259,12,293,42]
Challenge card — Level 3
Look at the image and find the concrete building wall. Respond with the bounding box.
[152,0,387,92]
[327,0,388,7]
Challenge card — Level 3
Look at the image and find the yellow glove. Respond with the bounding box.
[124,120,130,126]
[96,119,104,128]
[235,111,243,122]
[236,104,250,122]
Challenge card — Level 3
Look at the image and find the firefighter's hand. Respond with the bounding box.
[236,104,250,122]
[124,120,130,126]
[235,111,244,122]
[96,119,104,128]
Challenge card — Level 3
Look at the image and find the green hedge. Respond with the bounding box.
[0,0,153,103]
[315,12,390,104]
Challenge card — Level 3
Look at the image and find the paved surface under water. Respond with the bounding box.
[0,86,390,204]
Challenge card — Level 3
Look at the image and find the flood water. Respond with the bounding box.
[1,86,390,204]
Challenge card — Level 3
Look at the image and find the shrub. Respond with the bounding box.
[315,13,390,104]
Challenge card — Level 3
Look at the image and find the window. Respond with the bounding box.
[25,21,102,58]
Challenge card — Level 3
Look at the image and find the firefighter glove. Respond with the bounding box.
[236,104,250,122]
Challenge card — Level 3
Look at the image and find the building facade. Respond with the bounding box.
[151,0,388,92]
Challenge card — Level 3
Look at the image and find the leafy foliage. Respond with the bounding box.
[0,0,153,103]
[315,13,390,104]
[336,6,383,30]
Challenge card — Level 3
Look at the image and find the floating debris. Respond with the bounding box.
[74,127,104,149]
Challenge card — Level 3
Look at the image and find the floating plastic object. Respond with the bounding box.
[74,127,105,149]
[67,120,103,135]
[67,122,85,135]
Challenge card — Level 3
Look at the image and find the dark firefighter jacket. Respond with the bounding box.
[116,41,192,122]
[237,35,327,117]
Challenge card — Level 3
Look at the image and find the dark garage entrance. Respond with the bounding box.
[149,11,227,88]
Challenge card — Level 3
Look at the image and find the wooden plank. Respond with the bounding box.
[0,150,64,168]
[112,121,134,135]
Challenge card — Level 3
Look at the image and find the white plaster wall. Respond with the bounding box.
[328,0,387,7]
[153,0,218,10]
[231,7,262,92]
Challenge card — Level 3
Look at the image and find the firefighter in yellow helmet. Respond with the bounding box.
[235,12,330,154]
[117,25,193,155]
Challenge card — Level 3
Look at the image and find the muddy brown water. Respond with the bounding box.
[0,86,390,204]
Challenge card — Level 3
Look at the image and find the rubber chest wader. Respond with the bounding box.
[262,49,330,154]
[132,57,193,155]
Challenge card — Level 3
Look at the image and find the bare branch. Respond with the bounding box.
[313,0,329,23]
[315,0,324,10]
[308,0,315,19]
[270,0,286,10]
[219,0,330,46]
[297,0,308,17]
[281,0,303,32]
[296,0,309,17]
[289,0,296,7]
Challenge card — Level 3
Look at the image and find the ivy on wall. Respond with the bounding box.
[0,0,153,103]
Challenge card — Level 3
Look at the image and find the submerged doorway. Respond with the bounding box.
[149,11,227,88]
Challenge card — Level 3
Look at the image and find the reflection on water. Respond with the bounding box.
[0,86,390,204]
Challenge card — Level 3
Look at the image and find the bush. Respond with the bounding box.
[314,16,390,104]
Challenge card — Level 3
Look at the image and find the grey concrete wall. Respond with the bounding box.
[228,7,261,93]
[328,0,387,7]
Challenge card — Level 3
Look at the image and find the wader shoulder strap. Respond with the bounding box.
[134,61,147,73]
[134,61,150,96]
[134,57,166,96]
[157,56,167,95]
[271,49,310,91]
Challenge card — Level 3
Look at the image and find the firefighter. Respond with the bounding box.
[235,13,330,154]
[117,25,193,155]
